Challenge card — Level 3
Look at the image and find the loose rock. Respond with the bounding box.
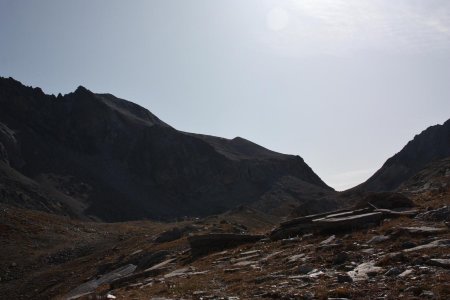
[427,258,450,269]
[347,262,383,281]
[398,269,414,278]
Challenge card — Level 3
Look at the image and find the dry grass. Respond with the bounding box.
[328,285,353,298]
[2,187,450,300]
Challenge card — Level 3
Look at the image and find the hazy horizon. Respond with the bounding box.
[1,0,450,190]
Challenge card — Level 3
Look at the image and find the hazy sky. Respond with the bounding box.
[1,0,450,190]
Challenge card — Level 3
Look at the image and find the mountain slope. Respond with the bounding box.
[0,77,333,221]
[358,119,450,191]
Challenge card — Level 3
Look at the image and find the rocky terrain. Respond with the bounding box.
[0,77,449,299]
[0,77,335,222]
[0,155,449,300]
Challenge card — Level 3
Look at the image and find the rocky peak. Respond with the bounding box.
[357,118,450,192]
[73,85,92,95]
[0,77,332,221]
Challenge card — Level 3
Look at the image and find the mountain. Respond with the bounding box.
[0,77,334,221]
[358,118,450,192]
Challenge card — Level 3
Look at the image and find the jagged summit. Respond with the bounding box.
[74,85,90,94]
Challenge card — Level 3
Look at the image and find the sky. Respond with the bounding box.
[1,0,450,190]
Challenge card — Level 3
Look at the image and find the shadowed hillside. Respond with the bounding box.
[0,77,334,221]
[357,119,450,192]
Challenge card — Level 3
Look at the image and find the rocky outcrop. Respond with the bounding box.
[0,77,333,221]
[269,205,418,240]
[399,157,450,195]
[0,122,23,167]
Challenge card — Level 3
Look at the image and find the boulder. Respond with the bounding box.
[347,262,384,281]
[427,258,450,269]
[398,269,414,278]
[319,235,336,245]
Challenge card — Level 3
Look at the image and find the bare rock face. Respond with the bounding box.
[0,77,333,221]
[428,258,450,269]
[347,261,384,281]
[0,122,23,167]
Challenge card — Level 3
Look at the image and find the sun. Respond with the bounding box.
[266,7,289,31]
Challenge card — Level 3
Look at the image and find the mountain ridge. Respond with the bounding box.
[357,118,450,192]
[0,77,334,221]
